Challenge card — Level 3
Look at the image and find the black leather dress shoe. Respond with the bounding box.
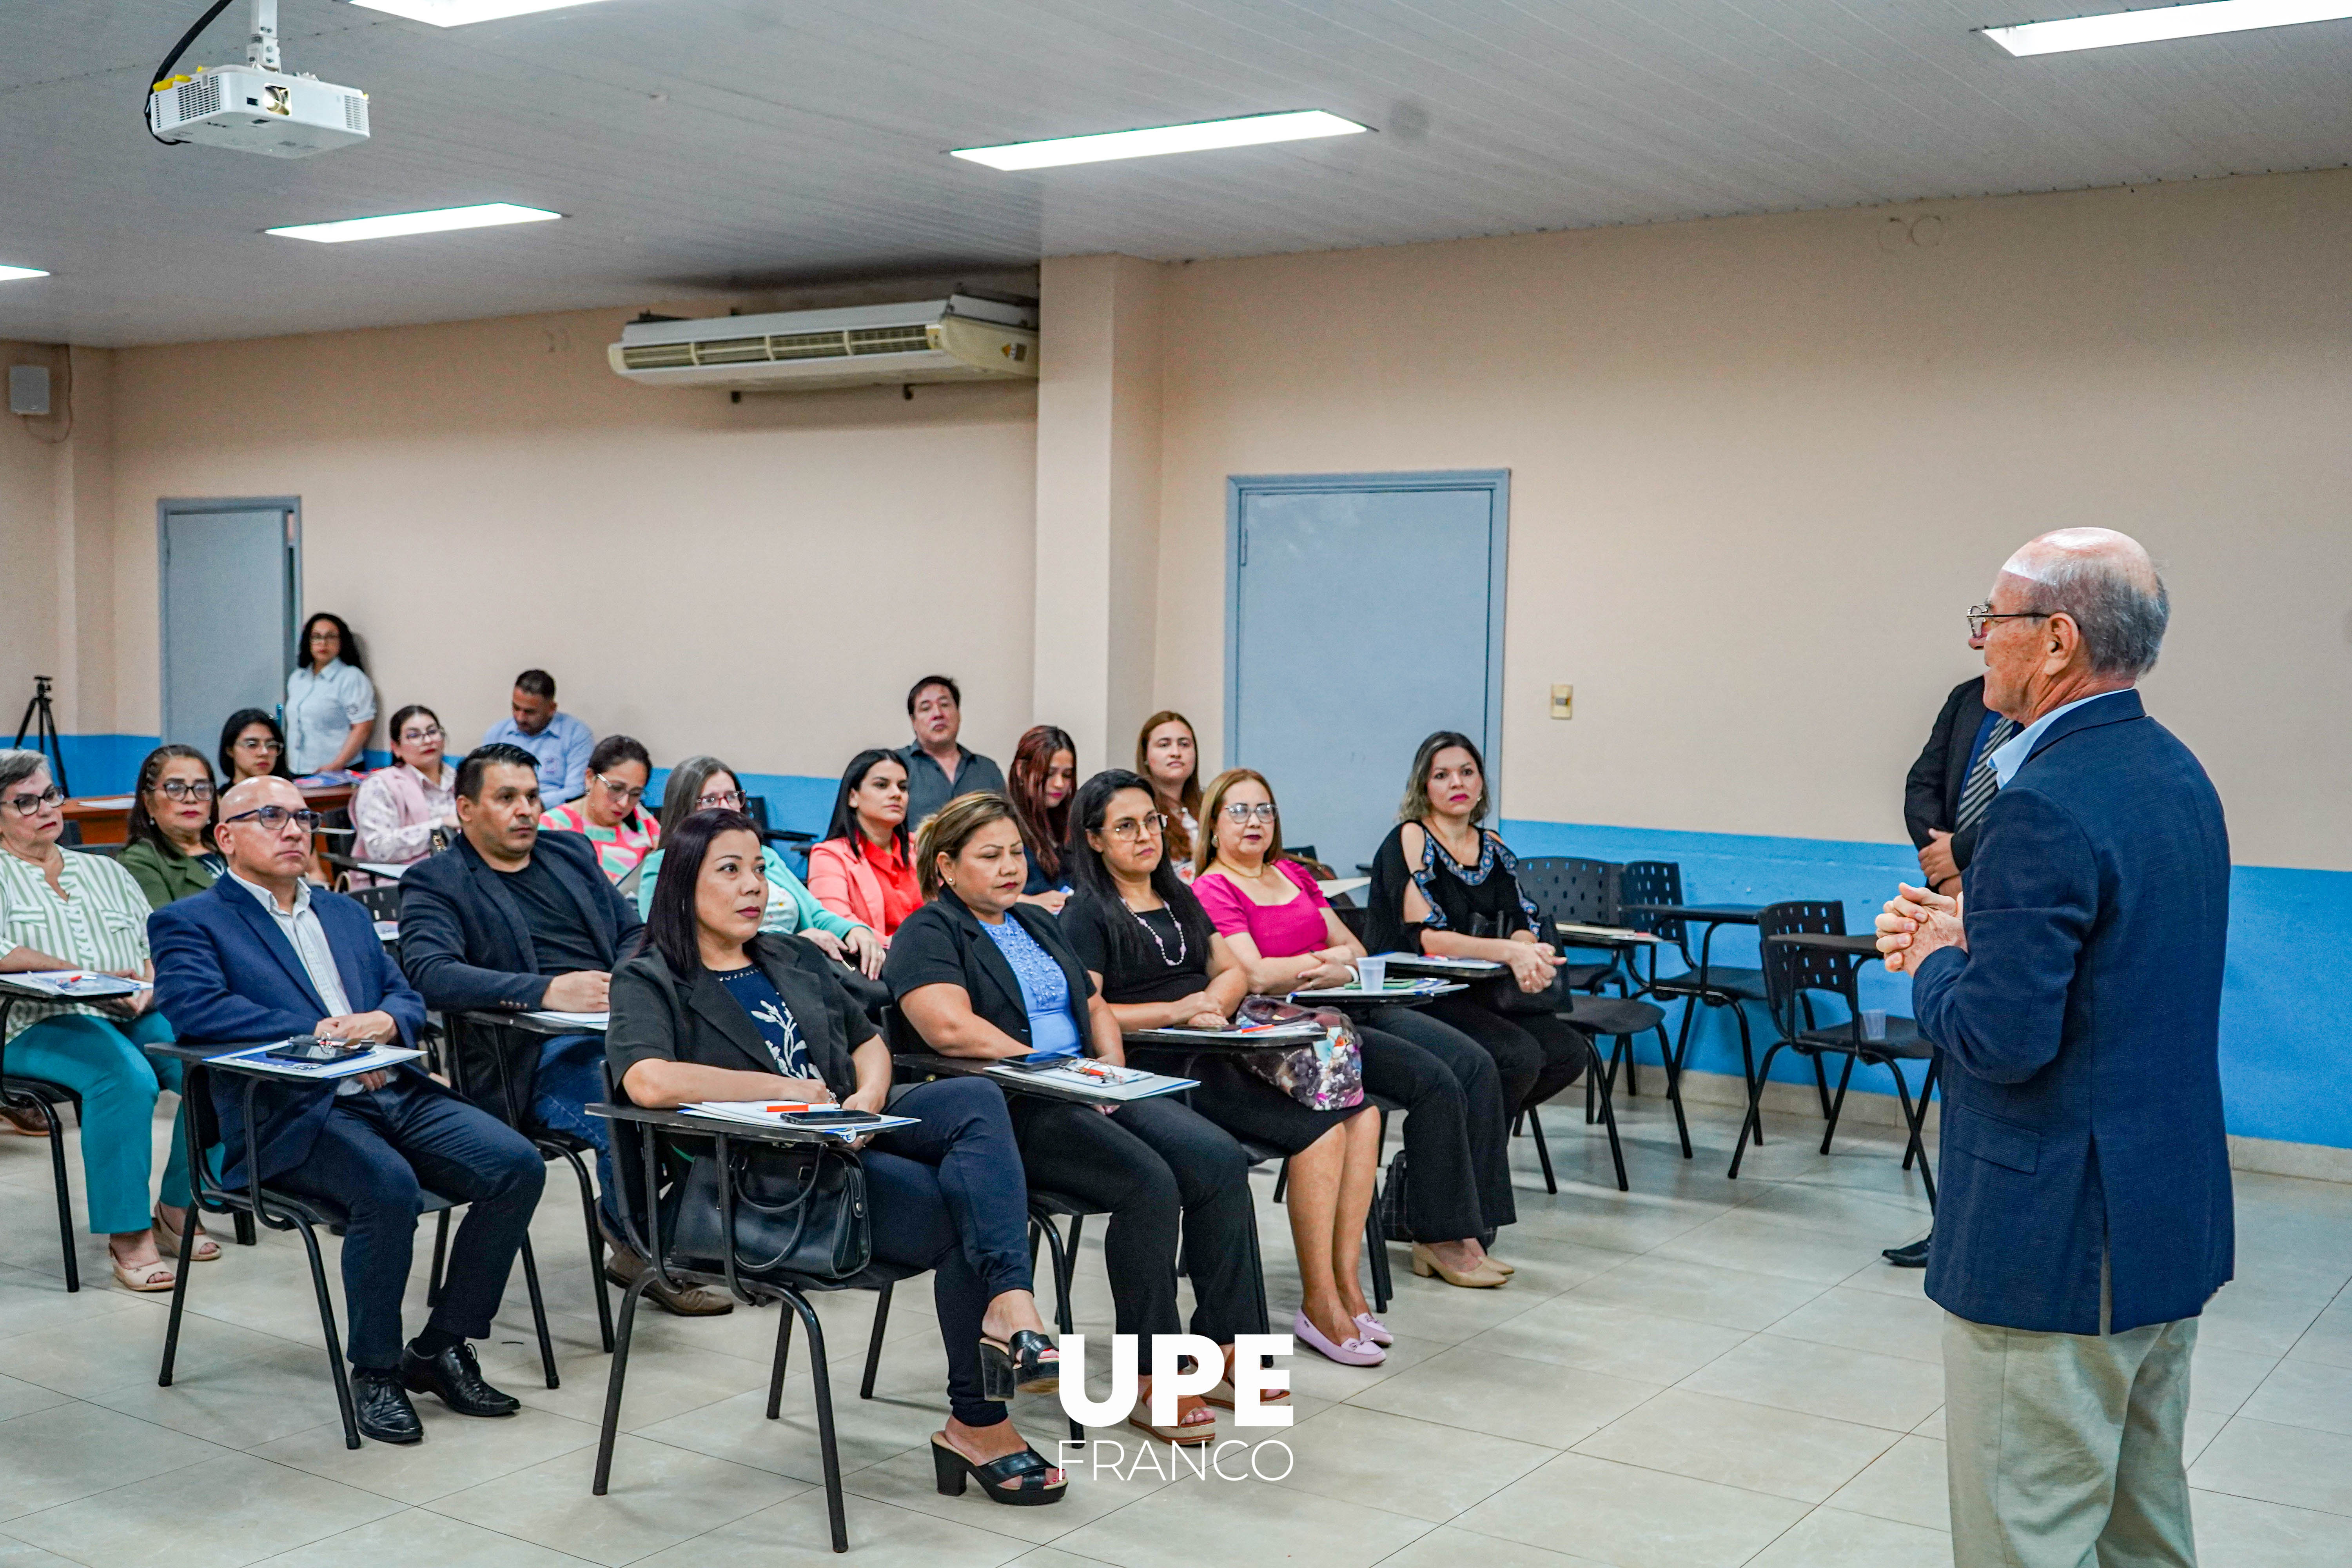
[1883,1233,1932,1269]
[399,1340,521,1417]
[352,1369,423,1444]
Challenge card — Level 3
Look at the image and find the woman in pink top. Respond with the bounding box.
[350,704,458,866]
[1192,768,1520,1288]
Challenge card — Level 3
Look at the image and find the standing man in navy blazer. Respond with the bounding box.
[1878,528,2230,1567]
[151,776,545,1446]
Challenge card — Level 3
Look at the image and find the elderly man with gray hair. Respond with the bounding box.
[1877,528,2230,1567]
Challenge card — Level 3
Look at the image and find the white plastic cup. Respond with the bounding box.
[1860,1009,1887,1042]
[1355,956,1388,991]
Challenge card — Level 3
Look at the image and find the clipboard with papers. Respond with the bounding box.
[2,970,150,1000]
[984,1058,1199,1102]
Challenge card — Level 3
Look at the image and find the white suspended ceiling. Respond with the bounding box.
[2,0,2348,345]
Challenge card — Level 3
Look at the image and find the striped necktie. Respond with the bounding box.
[1953,717,2020,835]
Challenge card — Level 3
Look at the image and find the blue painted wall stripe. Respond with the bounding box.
[1501,818,2352,1152]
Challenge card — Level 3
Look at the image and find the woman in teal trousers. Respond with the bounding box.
[0,750,212,1291]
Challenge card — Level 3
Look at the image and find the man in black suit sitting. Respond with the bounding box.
[399,744,730,1316]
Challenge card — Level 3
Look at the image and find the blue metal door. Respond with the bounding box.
[1226,472,1508,874]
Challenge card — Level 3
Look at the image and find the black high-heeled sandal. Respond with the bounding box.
[978,1329,1059,1400]
[931,1436,1067,1506]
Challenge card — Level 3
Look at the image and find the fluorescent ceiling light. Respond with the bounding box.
[952,109,1369,171]
[267,203,562,243]
[1982,1,2352,55]
[349,0,617,25]
[0,265,50,281]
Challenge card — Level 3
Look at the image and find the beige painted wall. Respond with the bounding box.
[2,343,114,746]
[103,308,1040,780]
[1152,170,2352,870]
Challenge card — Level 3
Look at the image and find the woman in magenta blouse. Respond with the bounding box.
[1192,769,1520,1288]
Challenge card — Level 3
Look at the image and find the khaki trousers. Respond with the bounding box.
[1942,1297,2199,1568]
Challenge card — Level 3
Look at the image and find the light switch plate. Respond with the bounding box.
[8,364,51,416]
[1550,683,1573,719]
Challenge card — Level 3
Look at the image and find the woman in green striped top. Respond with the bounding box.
[0,750,210,1291]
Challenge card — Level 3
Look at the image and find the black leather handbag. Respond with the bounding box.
[664,1143,871,1283]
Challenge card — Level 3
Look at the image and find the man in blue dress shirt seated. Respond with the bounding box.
[151,776,545,1446]
[1878,528,2230,1568]
[400,745,731,1316]
[478,668,594,806]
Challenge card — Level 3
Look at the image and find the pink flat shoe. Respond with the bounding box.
[1293,1306,1385,1367]
[1353,1313,1394,1347]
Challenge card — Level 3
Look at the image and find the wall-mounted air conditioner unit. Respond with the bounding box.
[607,295,1037,391]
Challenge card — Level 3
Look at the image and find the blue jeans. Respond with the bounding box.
[529,1032,619,1230]
[7,1012,188,1234]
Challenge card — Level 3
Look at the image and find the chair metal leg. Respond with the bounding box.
[860,1281,893,1401]
[1271,1160,1289,1205]
[1891,1067,1938,1210]
[1728,1002,1762,1146]
[1655,1023,1692,1159]
[28,1097,78,1291]
[1362,1203,1389,1314]
[517,1233,559,1389]
[1525,1104,1557,1195]
[156,1187,203,1386]
[1820,1054,1857,1155]
[564,1147,615,1352]
[1621,1035,1641,1099]
[767,1297,795,1419]
[1587,1041,1629,1194]
[233,1210,257,1247]
[426,1207,450,1308]
[294,1220,361,1450]
[1727,1041,1788,1180]
[786,1289,851,1553]
[593,1274,654,1494]
[1811,1054,1834,1121]
[1032,1215,1080,1442]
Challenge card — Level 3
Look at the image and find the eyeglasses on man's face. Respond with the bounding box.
[1106,813,1169,842]
[224,805,323,834]
[5,785,64,817]
[697,789,746,809]
[1221,802,1278,824]
[1966,603,2055,639]
[593,773,646,805]
[154,779,216,804]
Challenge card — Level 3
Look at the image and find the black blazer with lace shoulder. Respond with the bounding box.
[606,932,876,1101]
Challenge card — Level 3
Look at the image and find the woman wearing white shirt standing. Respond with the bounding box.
[350,704,458,867]
[283,613,376,777]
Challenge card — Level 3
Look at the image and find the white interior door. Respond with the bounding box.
[160,503,298,757]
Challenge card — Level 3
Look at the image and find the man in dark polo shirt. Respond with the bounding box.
[898,674,1005,832]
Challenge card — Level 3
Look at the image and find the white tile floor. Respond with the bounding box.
[3,1088,2348,1567]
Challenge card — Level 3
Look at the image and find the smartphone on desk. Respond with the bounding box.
[785,1109,882,1126]
[992,1052,1073,1073]
[265,1035,366,1064]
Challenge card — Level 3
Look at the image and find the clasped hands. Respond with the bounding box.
[1875,884,1966,974]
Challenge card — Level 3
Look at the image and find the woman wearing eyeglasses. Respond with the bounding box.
[283,612,377,778]
[117,746,226,910]
[1194,768,1519,1289]
[632,757,883,977]
[538,735,659,884]
[1062,769,1387,1366]
[218,708,294,787]
[0,749,211,1290]
[350,704,459,868]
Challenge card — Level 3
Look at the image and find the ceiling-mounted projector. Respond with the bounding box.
[147,0,369,158]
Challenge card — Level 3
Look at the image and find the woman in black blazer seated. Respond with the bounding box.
[885,793,1261,1447]
[608,809,1067,1507]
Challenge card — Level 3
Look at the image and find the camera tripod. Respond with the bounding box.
[12,675,69,797]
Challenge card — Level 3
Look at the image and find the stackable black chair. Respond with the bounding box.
[745,795,817,877]
[1737,902,1940,1199]
[1505,857,1653,1184]
[591,1071,914,1553]
[145,1045,562,1449]
[1618,859,1778,1143]
[430,1014,614,1359]
[0,990,82,1289]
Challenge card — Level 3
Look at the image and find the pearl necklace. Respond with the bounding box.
[1119,893,1187,967]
